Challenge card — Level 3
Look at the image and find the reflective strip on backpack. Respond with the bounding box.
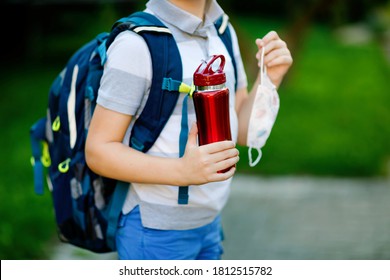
[46,109,53,143]
[84,86,94,132]
[133,26,171,34]
[68,65,78,149]
[218,14,229,34]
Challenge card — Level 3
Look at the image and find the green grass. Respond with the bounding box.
[0,15,389,259]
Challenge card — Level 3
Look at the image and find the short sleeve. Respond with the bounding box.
[228,24,248,91]
[97,31,152,115]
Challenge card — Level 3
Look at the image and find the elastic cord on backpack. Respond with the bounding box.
[41,142,51,168]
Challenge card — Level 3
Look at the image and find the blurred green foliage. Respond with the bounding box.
[234,16,390,176]
[0,2,389,259]
[0,66,59,259]
[223,0,389,25]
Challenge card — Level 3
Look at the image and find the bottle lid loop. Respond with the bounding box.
[193,55,226,87]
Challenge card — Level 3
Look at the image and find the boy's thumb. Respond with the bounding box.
[187,122,198,147]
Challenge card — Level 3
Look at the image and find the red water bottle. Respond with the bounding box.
[193,55,234,173]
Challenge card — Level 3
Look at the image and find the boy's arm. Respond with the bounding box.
[85,105,239,186]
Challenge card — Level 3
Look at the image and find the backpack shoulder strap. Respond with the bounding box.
[114,11,183,153]
[214,14,238,91]
[97,12,182,153]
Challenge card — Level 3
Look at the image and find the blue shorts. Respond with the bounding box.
[116,206,224,260]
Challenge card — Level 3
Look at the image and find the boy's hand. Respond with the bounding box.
[181,123,239,185]
[256,31,293,88]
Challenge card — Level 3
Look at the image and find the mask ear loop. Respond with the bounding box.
[248,146,262,167]
[260,45,266,86]
[248,46,266,167]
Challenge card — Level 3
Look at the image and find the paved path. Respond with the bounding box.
[222,174,390,260]
[48,174,390,260]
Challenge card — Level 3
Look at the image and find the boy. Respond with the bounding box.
[86,0,292,259]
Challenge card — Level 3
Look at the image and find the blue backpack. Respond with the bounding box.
[30,11,237,253]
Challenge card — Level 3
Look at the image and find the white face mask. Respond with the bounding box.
[246,47,280,167]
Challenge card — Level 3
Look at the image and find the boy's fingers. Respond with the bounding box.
[210,166,236,182]
[263,47,291,65]
[208,146,239,165]
[267,55,293,68]
[262,30,280,45]
[202,140,236,154]
[255,38,264,49]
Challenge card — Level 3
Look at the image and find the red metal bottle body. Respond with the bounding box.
[193,87,232,146]
[192,55,234,173]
